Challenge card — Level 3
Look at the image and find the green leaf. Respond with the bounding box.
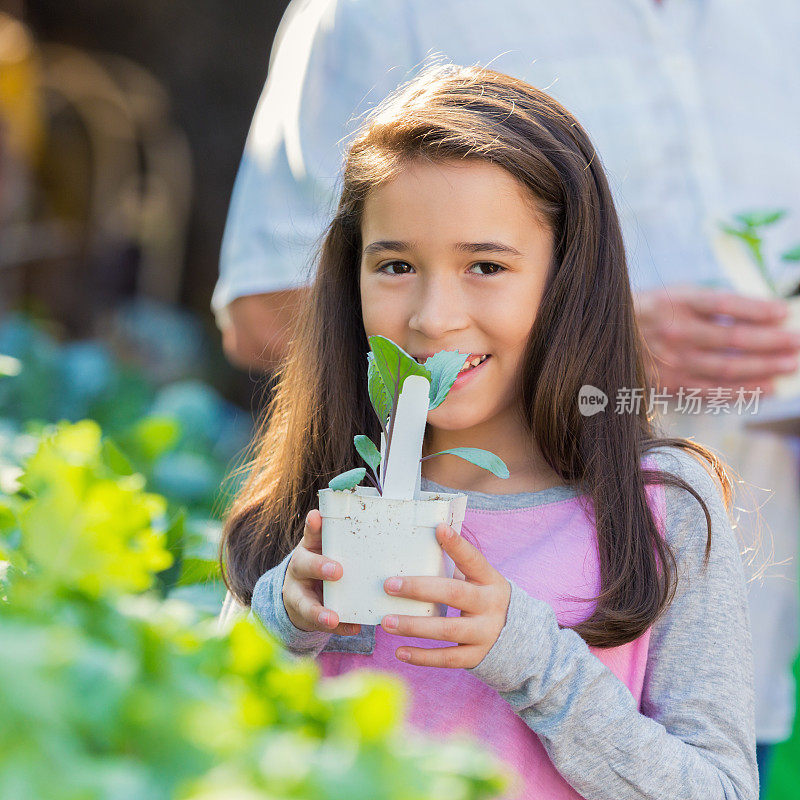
[0,503,17,537]
[101,438,135,476]
[15,421,174,599]
[423,351,470,410]
[368,336,430,411]
[328,467,366,491]
[155,510,186,593]
[176,557,220,587]
[719,224,762,248]
[424,447,510,479]
[781,244,800,262]
[366,352,391,429]
[354,435,381,472]
[130,416,182,463]
[719,218,775,290]
[734,209,786,229]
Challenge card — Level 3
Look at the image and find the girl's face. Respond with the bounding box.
[359,158,554,434]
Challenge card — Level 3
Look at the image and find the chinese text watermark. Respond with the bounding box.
[578,385,763,417]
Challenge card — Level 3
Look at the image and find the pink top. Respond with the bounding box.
[318,479,666,799]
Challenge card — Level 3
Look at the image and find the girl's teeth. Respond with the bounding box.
[459,355,488,373]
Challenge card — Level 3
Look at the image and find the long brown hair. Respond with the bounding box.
[219,64,731,648]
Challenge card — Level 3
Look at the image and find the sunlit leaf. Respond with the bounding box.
[734,209,786,229]
[368,335,430,410]
[319,671,406,743]
[424,447,510,479]
[366,352,391,429]
[131,416,182,463]
[156,510,186,593]
[15,421,173,598]
[354,435,381,472]
[423,350,470,410]
[782,244,800,262]
[328,467,366,491]
[102,438,135,476]
[176,558,220,587]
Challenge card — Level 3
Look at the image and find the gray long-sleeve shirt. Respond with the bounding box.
[240,446,758,799]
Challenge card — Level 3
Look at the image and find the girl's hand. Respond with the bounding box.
[282,509,362,636]
[381,523,511,669]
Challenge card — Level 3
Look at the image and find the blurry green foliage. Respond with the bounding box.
[0,419,512,800]
[0,313,251,509]
[0,313,255,613]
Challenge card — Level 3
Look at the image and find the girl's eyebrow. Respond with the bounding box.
[362,240,411,256]
[456,241,522,256]
[362,240,522,257]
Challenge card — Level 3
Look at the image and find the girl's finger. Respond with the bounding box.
[285,572,361,636]
[331,620,363,636]
[384,574,482,612]
[299,509,323,552]
[289,545,342,582]
[394,643,484,669]
[283,584,325,632]
[435,524,495,584]
[380,612,482,644]
[293,588,342,632]
[310,603,362,635]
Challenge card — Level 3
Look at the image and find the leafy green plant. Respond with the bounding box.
[719,209,800,296]
[0,419,512,800]
[329,336,509,492]
[0,314,254,613]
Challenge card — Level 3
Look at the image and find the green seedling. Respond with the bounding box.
[329,335,509,493]
[719,209,800,296]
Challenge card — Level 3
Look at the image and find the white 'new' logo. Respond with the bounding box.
[578,385,608,416]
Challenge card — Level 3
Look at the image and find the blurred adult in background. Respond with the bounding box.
[213,1,800,794]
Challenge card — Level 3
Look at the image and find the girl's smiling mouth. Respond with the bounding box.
[411,352,492,390]
[451,354,491,389]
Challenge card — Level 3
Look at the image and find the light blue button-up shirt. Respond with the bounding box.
[213,0,800,318]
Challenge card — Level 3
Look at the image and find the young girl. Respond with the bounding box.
[218,65,757,800]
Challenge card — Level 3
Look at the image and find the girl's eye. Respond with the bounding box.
[377,261,506,276]
[468,262,506,276]
[377,261,414,275]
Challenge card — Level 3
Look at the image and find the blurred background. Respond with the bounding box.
[0,0,294,608]
[1,0,287,403]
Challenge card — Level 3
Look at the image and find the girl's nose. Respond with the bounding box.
[408,277,470,338]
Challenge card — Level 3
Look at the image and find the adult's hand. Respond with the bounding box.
[634,286,800,395]
[219,287,309,372]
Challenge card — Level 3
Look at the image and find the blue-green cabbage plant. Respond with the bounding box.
[329,336,509,493]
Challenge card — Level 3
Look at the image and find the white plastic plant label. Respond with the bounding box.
[381,374,430,500]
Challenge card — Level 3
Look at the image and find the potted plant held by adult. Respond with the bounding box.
[319,335,509,625]
[716,209,800,399]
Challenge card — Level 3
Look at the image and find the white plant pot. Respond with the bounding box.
[713,228,800,399]
[317,486,468,624]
